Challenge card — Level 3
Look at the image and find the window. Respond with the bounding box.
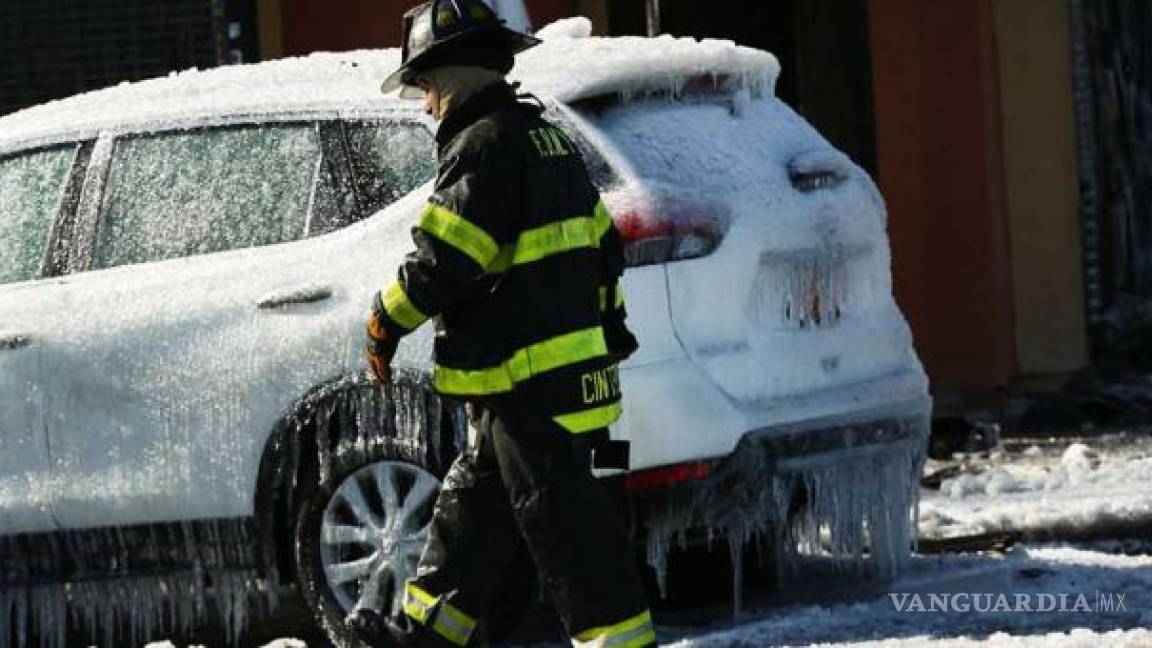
[345,121,437,217]
[546,108,621,192]
[0,145,76,284]
[93,123,320,269]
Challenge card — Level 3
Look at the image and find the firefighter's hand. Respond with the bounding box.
[366,306,398,385]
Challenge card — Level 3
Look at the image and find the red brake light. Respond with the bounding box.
[624,461,712,491]
[608,197,727,267]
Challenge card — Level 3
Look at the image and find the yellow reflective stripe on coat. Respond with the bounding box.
[513,214,599,266]
[418,203,500,268]
[382,282,428,331]
[486,200,615,273]
[574,610,656,647]
[554,401,623,434]
[433,326,609,396]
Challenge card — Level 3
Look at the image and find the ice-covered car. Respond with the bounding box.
[0,18,929,647]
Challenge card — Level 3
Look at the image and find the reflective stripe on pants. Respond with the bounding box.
[403,582,478,646]
[573,610,657,648]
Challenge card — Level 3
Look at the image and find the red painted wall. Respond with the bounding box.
[869,0,1016,394]
[278,0,403,55]
[525,0,578,27]
[277,0,577,56]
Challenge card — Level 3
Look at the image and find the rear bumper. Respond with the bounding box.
[613,397,931,546]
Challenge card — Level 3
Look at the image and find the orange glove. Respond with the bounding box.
[365,306,397,385]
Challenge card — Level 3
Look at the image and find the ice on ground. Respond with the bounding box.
[921,435,1152,539]
[1060,443,1103,474]
[664,542,1152,647]
[146,639,304,648]
[804,628,1152,647]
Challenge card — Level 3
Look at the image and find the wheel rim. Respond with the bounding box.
[319,461,440,618]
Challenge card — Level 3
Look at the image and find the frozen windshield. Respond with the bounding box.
[344,120,437,217]
[0,144,76,284]
[94,123,320,269]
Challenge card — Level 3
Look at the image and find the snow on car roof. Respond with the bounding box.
[0,18,778,151]
[515,17,778,103]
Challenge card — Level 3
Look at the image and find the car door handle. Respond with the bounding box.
[256,285,334,310]
[0,334,31,351]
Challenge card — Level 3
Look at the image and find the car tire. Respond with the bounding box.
[290,379,536,647]
[292,380,461,648]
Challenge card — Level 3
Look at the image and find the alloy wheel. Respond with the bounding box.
[319,461,440,617]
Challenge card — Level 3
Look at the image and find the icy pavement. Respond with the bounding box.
[153,435,1152,647]
[662,542,1152,647]
[919,433,1152,540]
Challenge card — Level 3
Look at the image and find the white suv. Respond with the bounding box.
[0,21,929,647]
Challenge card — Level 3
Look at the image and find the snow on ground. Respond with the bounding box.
[664,542,1152,647]
[919,433,1152,540]
[802,628,1152,647]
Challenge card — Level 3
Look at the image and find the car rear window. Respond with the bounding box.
[545,105,621,192]
[93,123,320,269]
[0,144,76,284]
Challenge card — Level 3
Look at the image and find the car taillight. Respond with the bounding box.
[609,200,727,267]
[615,210,722,266]
[624,461,712,491]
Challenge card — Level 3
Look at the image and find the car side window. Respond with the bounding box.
[93,123,320,269]
[0,144,77,284]
[344,120,437,217]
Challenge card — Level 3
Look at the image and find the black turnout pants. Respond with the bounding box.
[402,395,654,647]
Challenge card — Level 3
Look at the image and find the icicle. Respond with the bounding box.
[727,534,744,619]
[640,404,929,611]
[0,517,278,647]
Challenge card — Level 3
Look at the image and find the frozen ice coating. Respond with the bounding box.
[513,33,779,103]
[0,16,928,646]
[534,15,593,40]
[641,405,928,606]
[0,520,271,648]
[0,25,778,151]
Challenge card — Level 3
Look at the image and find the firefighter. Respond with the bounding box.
[358,1,655,646]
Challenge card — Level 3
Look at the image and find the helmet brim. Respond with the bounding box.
[380,68,411,95]
[380,26,541,95]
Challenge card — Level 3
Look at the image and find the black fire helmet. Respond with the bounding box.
[380,0,541,95]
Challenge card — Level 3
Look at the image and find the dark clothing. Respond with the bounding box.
[375,82,632,429]
[402,399,654,647]
[371,82,652,646]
